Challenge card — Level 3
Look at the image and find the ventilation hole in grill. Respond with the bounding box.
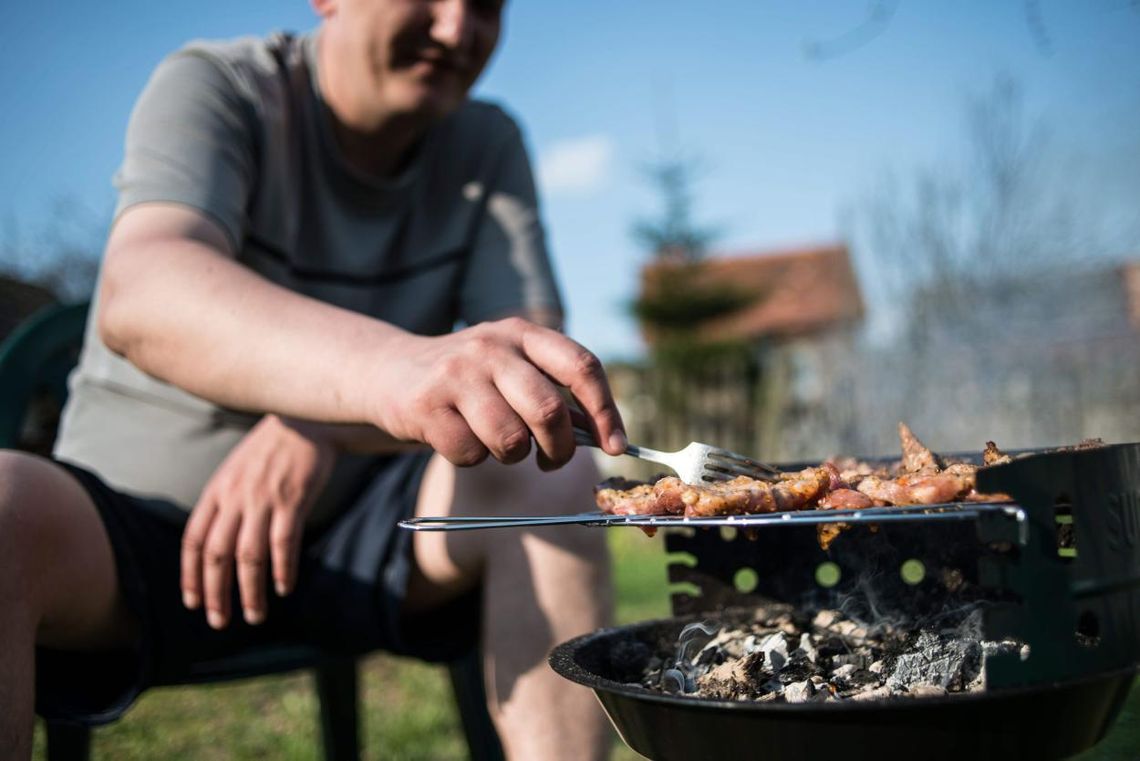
[733,567,759,593]
[1056,508,1076,561]
[1076,610,1101,648]
[815,561,841,588]
[720,526,738,542]
[900,558,926,585]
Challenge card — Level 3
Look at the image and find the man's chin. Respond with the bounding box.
[391,85,465,122]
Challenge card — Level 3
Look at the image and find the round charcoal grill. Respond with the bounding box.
[550,443,1140,761]
[550,614,1136,761]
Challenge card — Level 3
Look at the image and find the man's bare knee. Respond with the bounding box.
[408,450,607,610]
[0,451,133,648]
[456,449,601,517]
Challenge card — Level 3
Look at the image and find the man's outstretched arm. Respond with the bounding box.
[99,203,627,468]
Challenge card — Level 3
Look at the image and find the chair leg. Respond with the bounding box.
[447,648,505,761]
[45,721,91,761]
[315,655,360,761]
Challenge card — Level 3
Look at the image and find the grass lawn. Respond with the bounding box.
[33,528,1139,760]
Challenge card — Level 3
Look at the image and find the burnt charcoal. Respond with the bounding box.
[778,649,816,684]
[697,651,767,700]
[814,635,855,659]
[784,680,816,703]
[886,632,982,691]
[910,684,948,698]
[640,604,1021,705]
[812,609,841,629]
[830,663,857,681]
[796,632,818,664]
[758,632,790,672]
[831,652,874,670]
[850,685,894,701]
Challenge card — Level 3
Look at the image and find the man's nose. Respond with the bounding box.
[431,0,473,53]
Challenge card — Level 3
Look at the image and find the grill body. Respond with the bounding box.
[550,442,1140,760]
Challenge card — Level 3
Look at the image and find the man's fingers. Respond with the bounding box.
[181,499,218,610]
[425,407,491,466]
[201,507,243,630]
[236,507,272,625]
[270,507,303,598]
[519,326,626,455]
[454,382,533,464]
[492,361,574,467]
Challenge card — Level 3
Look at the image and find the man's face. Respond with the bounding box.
[315,0,503,123]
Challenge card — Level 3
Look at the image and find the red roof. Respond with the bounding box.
[640,243,864,343]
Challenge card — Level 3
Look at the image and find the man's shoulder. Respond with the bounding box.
[157,31,301,108]
[172,31,294,77]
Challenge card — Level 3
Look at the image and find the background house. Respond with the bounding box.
[614,245,1140,467]
[611,242,865,471]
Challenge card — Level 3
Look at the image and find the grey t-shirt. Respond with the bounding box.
[55,30,563,524]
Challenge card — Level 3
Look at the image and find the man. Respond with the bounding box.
[0,1,626,759]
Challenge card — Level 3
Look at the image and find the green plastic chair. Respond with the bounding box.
[0,302,503,761]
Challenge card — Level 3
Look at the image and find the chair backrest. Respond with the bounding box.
[0,302,89,452]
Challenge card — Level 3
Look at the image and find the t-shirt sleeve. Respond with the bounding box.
[113,51,256,250]
[458,120,565,326]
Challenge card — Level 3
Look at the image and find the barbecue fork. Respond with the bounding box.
[572,425,781,485]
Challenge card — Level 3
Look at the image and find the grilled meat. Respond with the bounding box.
[594,423,1020,549]
[899,421,942,474]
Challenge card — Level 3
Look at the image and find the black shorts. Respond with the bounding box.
[35,454,480,726]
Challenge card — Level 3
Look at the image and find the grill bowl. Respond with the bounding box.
[550,612,1136,761]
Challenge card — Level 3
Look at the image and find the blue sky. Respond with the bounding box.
[2,1,1138,359]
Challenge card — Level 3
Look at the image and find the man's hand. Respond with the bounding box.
[372,317,627,470]
[181,415,335,629]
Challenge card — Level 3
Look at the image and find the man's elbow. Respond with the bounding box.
[95,266,139,359]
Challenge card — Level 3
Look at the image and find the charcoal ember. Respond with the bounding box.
[758,632,790,672]
[829,663,881,693]
[697,628,749,662]
[644,603,1025,704]
[696,651,767,699]
[851,685,895,701]
[814,635,855,660]
[772,613,800,634]
[784,679,818,703]
[831,663,857,681]
[831,652,874,670]
[694,643,727,670]
[796,633,818,664]
[777,648,816,684]
[910,684,948,698]
[833,620,870,640]
[812,610,841,629]
[886,632,982,691]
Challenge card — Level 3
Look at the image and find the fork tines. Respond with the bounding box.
[703,448,782,482]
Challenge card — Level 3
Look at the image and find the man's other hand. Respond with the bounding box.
[180,415,334,628]
[373,317,627,471]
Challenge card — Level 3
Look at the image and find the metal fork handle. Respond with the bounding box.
[572,425,675,469]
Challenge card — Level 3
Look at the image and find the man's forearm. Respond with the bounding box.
[284,417,430,455]
[99,205,402,426]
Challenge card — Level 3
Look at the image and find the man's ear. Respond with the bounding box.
[311,0,338,19]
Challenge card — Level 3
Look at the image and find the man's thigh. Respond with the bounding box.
[0,451,135,649]
[405,449,603,612]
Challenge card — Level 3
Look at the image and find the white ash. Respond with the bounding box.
[644,607,1022,703]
